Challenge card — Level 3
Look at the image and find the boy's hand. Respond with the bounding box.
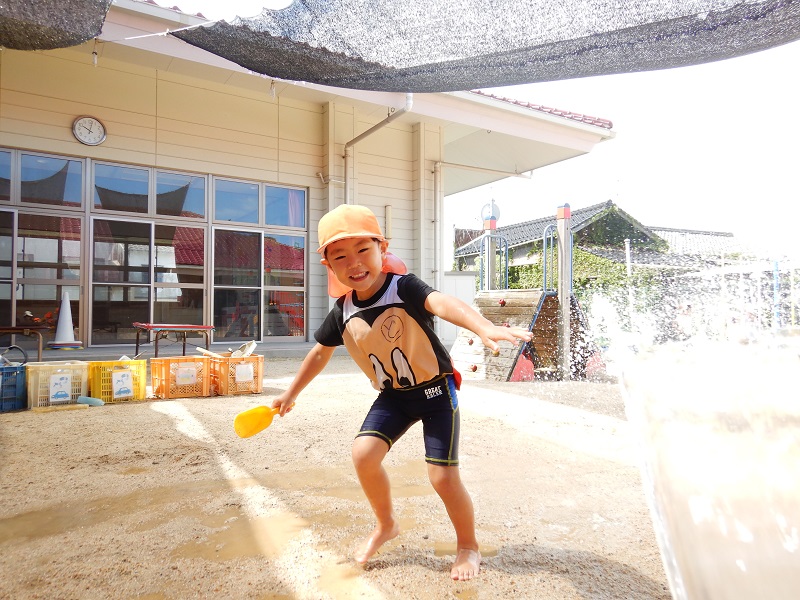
[271,393,297,417]
[478,324,532,354]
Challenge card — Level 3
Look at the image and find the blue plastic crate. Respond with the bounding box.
[1,365,27,412]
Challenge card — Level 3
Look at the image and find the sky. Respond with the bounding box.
[175,1,799,259]
[451,39,800,259]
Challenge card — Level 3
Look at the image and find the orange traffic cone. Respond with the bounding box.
[48,291,83,349]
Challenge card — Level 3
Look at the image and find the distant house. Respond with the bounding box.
[453,200,798,338]
[453,200,755,274]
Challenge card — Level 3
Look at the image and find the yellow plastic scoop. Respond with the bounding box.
[234,406,280,438]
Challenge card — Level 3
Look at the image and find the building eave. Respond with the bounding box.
[97,0,615,197]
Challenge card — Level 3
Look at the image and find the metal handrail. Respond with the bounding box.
[542,224,556,291]
[542,224,572,292]
[479,233,509,290]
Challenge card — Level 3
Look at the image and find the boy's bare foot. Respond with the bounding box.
[354,521,400,564]
[451,548,481,581]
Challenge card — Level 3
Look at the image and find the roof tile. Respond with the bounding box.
[470,90,613,130]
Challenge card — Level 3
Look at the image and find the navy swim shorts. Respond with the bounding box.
[356,374,460,466]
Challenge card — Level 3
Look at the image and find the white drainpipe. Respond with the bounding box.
[344,93,414,204]
[434,161,442,293]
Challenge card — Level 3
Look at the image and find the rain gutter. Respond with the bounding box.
[344,93,414,204]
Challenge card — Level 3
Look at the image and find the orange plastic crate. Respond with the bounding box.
[88,360,147,403]
[210,354,264,396]
[150,356,211,399]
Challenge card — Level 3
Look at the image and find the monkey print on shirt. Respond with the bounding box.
[315,273,453,391]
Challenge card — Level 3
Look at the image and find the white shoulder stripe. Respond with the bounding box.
[342,276,402,322]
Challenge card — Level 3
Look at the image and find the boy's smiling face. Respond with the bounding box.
[323,236,388,300]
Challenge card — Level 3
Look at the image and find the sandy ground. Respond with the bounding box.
[0,355,670,599]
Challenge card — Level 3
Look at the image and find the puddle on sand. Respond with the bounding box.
[1,478,310,564]
[3,458,462,599]
[0,480,227,543]
[173,508,308,561]
[5,456,463,587]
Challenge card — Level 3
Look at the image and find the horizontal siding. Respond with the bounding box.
[0,48,447,337]
[157,79,278,136]
[0,51,324,188]
[354,122,412,159]
[356,154,414,176]
[3,51,156,113]
[279,104,324,145]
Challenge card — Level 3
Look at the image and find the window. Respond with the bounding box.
[93,220,150,284]
[0,210,12,281]
[0,211,11,325]
[214,179,258,224]
[1,148,309,346]
[13,211,82,346]
[154,225,205,325]
[16,283,80,330]
[213,229,261,342]
[266,186,305,228]
[94,163,149,213]
[92,219,151,344]
[156,171,206,218]
[17,214,81,280]
[21,154,83,207]
[265,290,304,337]
[264,234,304,287]
[0,151,11,202]
[263,233,305,338]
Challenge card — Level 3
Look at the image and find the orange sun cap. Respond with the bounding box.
[317,204,385,255]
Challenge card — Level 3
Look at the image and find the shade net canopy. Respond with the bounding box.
[172,0,800,92]
[0,0,112,51]
[3,1,800,92]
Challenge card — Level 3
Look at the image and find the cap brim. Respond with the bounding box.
[317,232,386,254]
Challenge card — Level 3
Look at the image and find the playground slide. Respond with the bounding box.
[449,289,592,382]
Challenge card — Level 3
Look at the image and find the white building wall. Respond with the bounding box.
[0,47,436,343]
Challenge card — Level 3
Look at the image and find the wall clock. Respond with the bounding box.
[72,116,106,146]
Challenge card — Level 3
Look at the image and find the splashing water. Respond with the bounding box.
[580,261,800,598]
[620,339,800,599]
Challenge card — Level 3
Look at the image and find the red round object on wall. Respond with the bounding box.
[470,365,477,372]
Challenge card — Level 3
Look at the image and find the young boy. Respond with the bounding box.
[271,204,532,581]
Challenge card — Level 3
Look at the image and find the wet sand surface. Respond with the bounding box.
[0,355,669,599]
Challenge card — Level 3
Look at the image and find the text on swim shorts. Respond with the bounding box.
[424,385,443,399]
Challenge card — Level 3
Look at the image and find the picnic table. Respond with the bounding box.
[0,326,51,362]
[132,323,215,358]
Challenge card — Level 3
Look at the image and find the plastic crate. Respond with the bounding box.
[1,364,27,412]
[150,356,211,399]
[26,361,89,408]
[88,360,148,403]
[210,353,264,396]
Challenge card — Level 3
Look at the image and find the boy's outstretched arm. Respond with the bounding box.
[272,343,336,416]
[425,291,532,353]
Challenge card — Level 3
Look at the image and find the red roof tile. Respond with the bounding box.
[470,90,613,130]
